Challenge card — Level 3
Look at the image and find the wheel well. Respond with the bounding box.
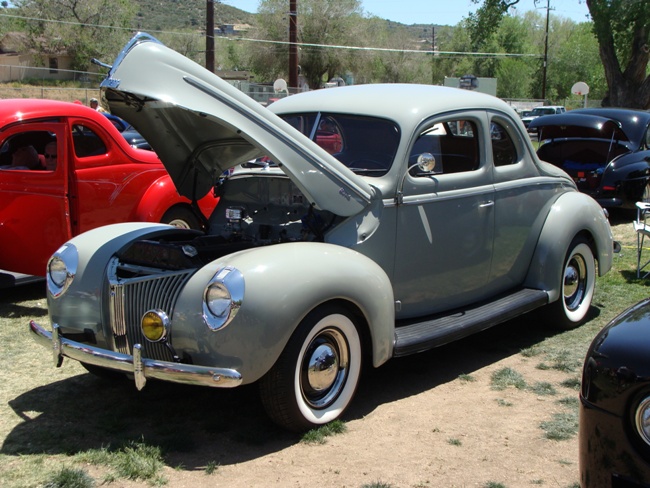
[162,203,194,217]
[573,230,597,262]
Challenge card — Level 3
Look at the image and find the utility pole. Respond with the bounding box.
[206,0,215,73]
[431,26,435,85]
[541,0,549,100]
[289,0,298,89]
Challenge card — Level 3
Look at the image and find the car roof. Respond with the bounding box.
[0,99,101,126]
[269,84,518,132]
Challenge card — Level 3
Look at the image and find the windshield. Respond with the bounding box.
[531,107,557,116]
[279,112,400,177]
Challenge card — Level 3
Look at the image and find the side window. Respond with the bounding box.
[72,124,107,157]
[410,119,479,175]
[0,130,58,171]
[491,121,518,167]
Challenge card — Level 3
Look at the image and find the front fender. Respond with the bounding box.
[606,156,650,200]
[132,175,219,222]
[524,192,613,302]
[47,223,194,338]
[171,242,395,384]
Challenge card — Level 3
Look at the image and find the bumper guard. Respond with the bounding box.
[29,321,243,390]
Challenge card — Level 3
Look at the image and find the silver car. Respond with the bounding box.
[30,33,614,432]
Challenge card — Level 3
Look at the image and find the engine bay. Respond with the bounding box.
[117,171,341,273]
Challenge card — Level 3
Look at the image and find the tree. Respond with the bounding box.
[586,0,650,108]
[470,0,650,108]
[250,0,363,89]
[14,0,136,72]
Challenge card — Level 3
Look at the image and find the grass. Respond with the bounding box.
[300,420,347,444]
[43,467,95,488]
[529,381,557,396]
[76,441,166,484]
[490,367,527,390]
[540,411,579,440]
[205,460,220,475]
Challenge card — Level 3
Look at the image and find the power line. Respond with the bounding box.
[0,12,542,59]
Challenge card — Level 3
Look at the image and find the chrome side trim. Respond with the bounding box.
[30,321,243,390]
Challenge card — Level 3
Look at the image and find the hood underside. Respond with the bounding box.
[100,33,374,218]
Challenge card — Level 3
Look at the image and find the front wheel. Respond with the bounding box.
[259,306,362,432]
[546,237,596,329]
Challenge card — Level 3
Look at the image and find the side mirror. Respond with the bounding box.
[415,152,436,174]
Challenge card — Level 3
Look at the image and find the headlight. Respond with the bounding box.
[636,396,650,446]
[202,266,244,331]
[47,243,78,298]
[205,282,231,317]
[141,309,170,342]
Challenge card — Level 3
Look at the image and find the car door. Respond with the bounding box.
[66,117,167,234]
[393,112,495,319]
[0,122,69,276]
[489,112,557,289]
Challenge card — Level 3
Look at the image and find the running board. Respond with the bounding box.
[393,288,549,357]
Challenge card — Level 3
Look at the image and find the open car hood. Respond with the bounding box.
[100,33,374,217]
[529,113,630,142]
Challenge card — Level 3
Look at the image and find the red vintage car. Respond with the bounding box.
[0,99,218,280]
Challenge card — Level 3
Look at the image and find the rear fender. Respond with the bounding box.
[524,192,613,302]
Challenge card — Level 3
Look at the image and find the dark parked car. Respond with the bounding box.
[529,108,650,210]
[580,297,650,487]
[103,113,151,150]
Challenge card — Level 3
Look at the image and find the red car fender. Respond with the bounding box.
[132,175,218,222]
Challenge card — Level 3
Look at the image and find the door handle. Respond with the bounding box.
[479,200,495,208]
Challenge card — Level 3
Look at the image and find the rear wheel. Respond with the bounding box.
[260,306,362,432]
[546,237,596,329]
[161,206,201,230]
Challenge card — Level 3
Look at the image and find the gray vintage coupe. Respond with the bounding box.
[30,33,615,432]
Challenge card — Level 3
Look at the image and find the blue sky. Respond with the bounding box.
[222,0,590,26]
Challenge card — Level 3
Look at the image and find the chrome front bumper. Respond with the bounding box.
[29,321,243,390]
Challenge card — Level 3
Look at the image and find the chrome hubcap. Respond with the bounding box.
[564,254,587,311]
[301,328,349,409]
[167,219,191,229]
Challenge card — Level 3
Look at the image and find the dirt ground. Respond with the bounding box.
[83,318,582,488]
[175,350,580,488]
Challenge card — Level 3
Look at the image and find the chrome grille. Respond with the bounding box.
[108,257,194,361]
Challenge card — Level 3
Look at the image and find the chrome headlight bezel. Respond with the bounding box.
[141,309,170,343]
[202,266,244,332]
[46,243,78,298]
[636,396,650,446]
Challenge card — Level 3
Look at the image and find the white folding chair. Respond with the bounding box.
[634,202,650,278]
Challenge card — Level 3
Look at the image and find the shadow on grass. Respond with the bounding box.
[0,281,48,318]
[1,301,582,471]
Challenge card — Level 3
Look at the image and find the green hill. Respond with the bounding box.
[133,0,257,31]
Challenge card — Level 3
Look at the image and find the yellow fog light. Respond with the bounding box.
[141,309,170,342]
